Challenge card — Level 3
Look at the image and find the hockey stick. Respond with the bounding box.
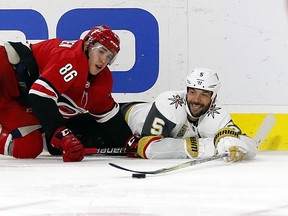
[109,153,229,175]
[253,113,276,147]
[10,127,133,156]
[84,147,129,155]
[84,146,138,156]
[109,113,276,175]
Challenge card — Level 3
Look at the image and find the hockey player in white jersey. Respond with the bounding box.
[122,67,257,161]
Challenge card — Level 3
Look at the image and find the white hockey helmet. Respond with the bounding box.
[186,67,221,101]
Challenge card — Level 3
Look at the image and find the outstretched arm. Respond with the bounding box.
[136,135,215,159]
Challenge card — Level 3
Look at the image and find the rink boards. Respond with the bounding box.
[231,113,288,150]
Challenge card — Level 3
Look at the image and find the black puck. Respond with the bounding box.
[132,173,146,178]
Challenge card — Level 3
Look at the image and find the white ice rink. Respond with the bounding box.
[1,151,288,216]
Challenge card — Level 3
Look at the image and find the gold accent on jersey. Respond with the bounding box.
[124,104,137,123]
[214,127,240,147]
[176,124,189,138]
[137,136,162,159]
[224,120,242,134]
[185,136,199,158]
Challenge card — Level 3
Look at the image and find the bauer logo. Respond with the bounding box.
[0,8,159,93]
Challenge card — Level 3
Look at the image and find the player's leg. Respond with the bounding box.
[0,99,43,158]
[0,125,43,158]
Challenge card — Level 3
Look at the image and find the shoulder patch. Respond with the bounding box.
[168,94,186,109]
[206,103,221,118]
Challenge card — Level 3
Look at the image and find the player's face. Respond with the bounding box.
[186,88,212,117]
[88,42,114,75]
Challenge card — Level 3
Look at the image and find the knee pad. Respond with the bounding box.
[0,125,43,158]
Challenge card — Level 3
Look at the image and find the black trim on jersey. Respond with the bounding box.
[66,107,132,148]
[119,101,146,115]
[142,102,176,137]
[9,41,39,84]
[97,109,133,148]
[9,42,39,105]
[65,113,103,148]
[29,94,64,155]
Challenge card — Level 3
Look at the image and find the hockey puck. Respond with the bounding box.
[132,173,146,178]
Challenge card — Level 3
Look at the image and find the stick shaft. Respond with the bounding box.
[84,147,131,155]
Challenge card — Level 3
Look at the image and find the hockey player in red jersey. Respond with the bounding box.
[0,25,132,161]
[122,68,257,162]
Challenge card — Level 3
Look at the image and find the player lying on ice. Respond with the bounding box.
[0,25,132,162]
[123,67,257,162]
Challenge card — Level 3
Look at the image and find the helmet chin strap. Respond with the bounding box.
[185,103,200,123]
[187,113,200,123]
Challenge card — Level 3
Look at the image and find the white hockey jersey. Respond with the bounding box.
[126,90,233,139]
[123,90,255,159]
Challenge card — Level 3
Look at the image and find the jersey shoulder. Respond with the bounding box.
[154,90,187,123]
[32,39,88,95]
[33,39,86,64]
[198,101,232,136]
[205,101,231,122]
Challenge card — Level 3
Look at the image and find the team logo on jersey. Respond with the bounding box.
[168,94,185,109]
[207,103,221,118]
[57,94,87,118]
[176,124,189,138]
[85,81,90,89]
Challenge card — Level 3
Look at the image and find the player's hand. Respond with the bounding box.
[125,134,141,158]
[216,136,248,162]
[51,127,85,162]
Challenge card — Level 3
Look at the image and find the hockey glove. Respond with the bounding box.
[125,134,141,158]
[185,136,199,158]
[216,137,246,162]
[51,127,85,162]
[214,128,257,162]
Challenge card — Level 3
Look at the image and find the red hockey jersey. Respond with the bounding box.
[30,39,116,122]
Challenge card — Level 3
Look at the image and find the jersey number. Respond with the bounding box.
[150,117,165,135]
[59,63,78,82]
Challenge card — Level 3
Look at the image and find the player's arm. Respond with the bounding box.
[214,120,257,162]
[131,102,182,158]
[29,77,85,162]
[141,103,176,137]
[135,135,216,159]
[28,89,64,154]
[136,116,256,160]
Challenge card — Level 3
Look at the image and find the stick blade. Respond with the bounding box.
[253,114,276,147]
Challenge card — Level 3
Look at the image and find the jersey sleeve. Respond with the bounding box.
[141,91,186,137]
[141,102,176,137]
[197,102,240,138]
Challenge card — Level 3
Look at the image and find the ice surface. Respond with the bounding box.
[0,151,288,216]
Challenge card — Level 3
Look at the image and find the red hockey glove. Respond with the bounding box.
[51,127,85,162]
[125,134,141,158]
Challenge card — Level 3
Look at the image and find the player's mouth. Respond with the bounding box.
[191,103,202,109]
[189,103,204,113]
[95,64,103,69]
